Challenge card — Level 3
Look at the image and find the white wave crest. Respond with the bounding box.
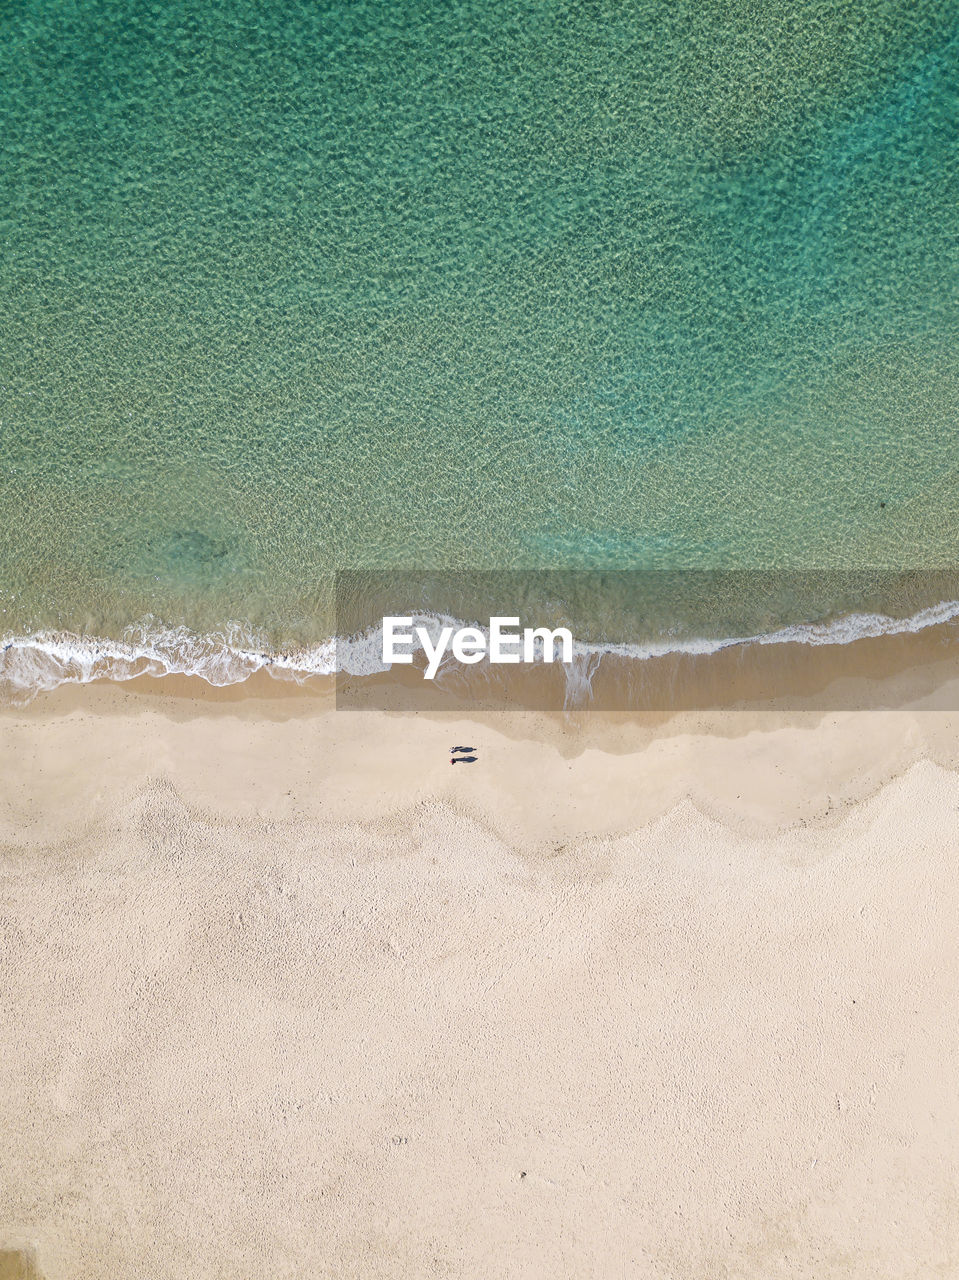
[2,598,958,703]
[575,596,959,660]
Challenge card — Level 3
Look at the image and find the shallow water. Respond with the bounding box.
[2,0,958,683]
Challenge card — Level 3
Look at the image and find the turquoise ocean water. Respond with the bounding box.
[1,0,958,693]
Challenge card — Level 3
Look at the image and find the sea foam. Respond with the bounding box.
[2,598,959,704]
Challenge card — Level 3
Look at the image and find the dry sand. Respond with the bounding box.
[1,659,958,1278]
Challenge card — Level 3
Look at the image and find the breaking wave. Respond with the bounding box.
[3,597,959,703]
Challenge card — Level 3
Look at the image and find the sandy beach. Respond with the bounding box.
[4,0,957,1274]
[2,649,958,1278]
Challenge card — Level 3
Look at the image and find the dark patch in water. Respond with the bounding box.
[162,530,229,566]
[131,528,239,582]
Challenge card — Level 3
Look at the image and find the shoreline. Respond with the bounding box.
[5,625,959,846]
[6,607,959,720]
[4,592,959,710]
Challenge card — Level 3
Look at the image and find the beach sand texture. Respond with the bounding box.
[1,673,958,1278]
